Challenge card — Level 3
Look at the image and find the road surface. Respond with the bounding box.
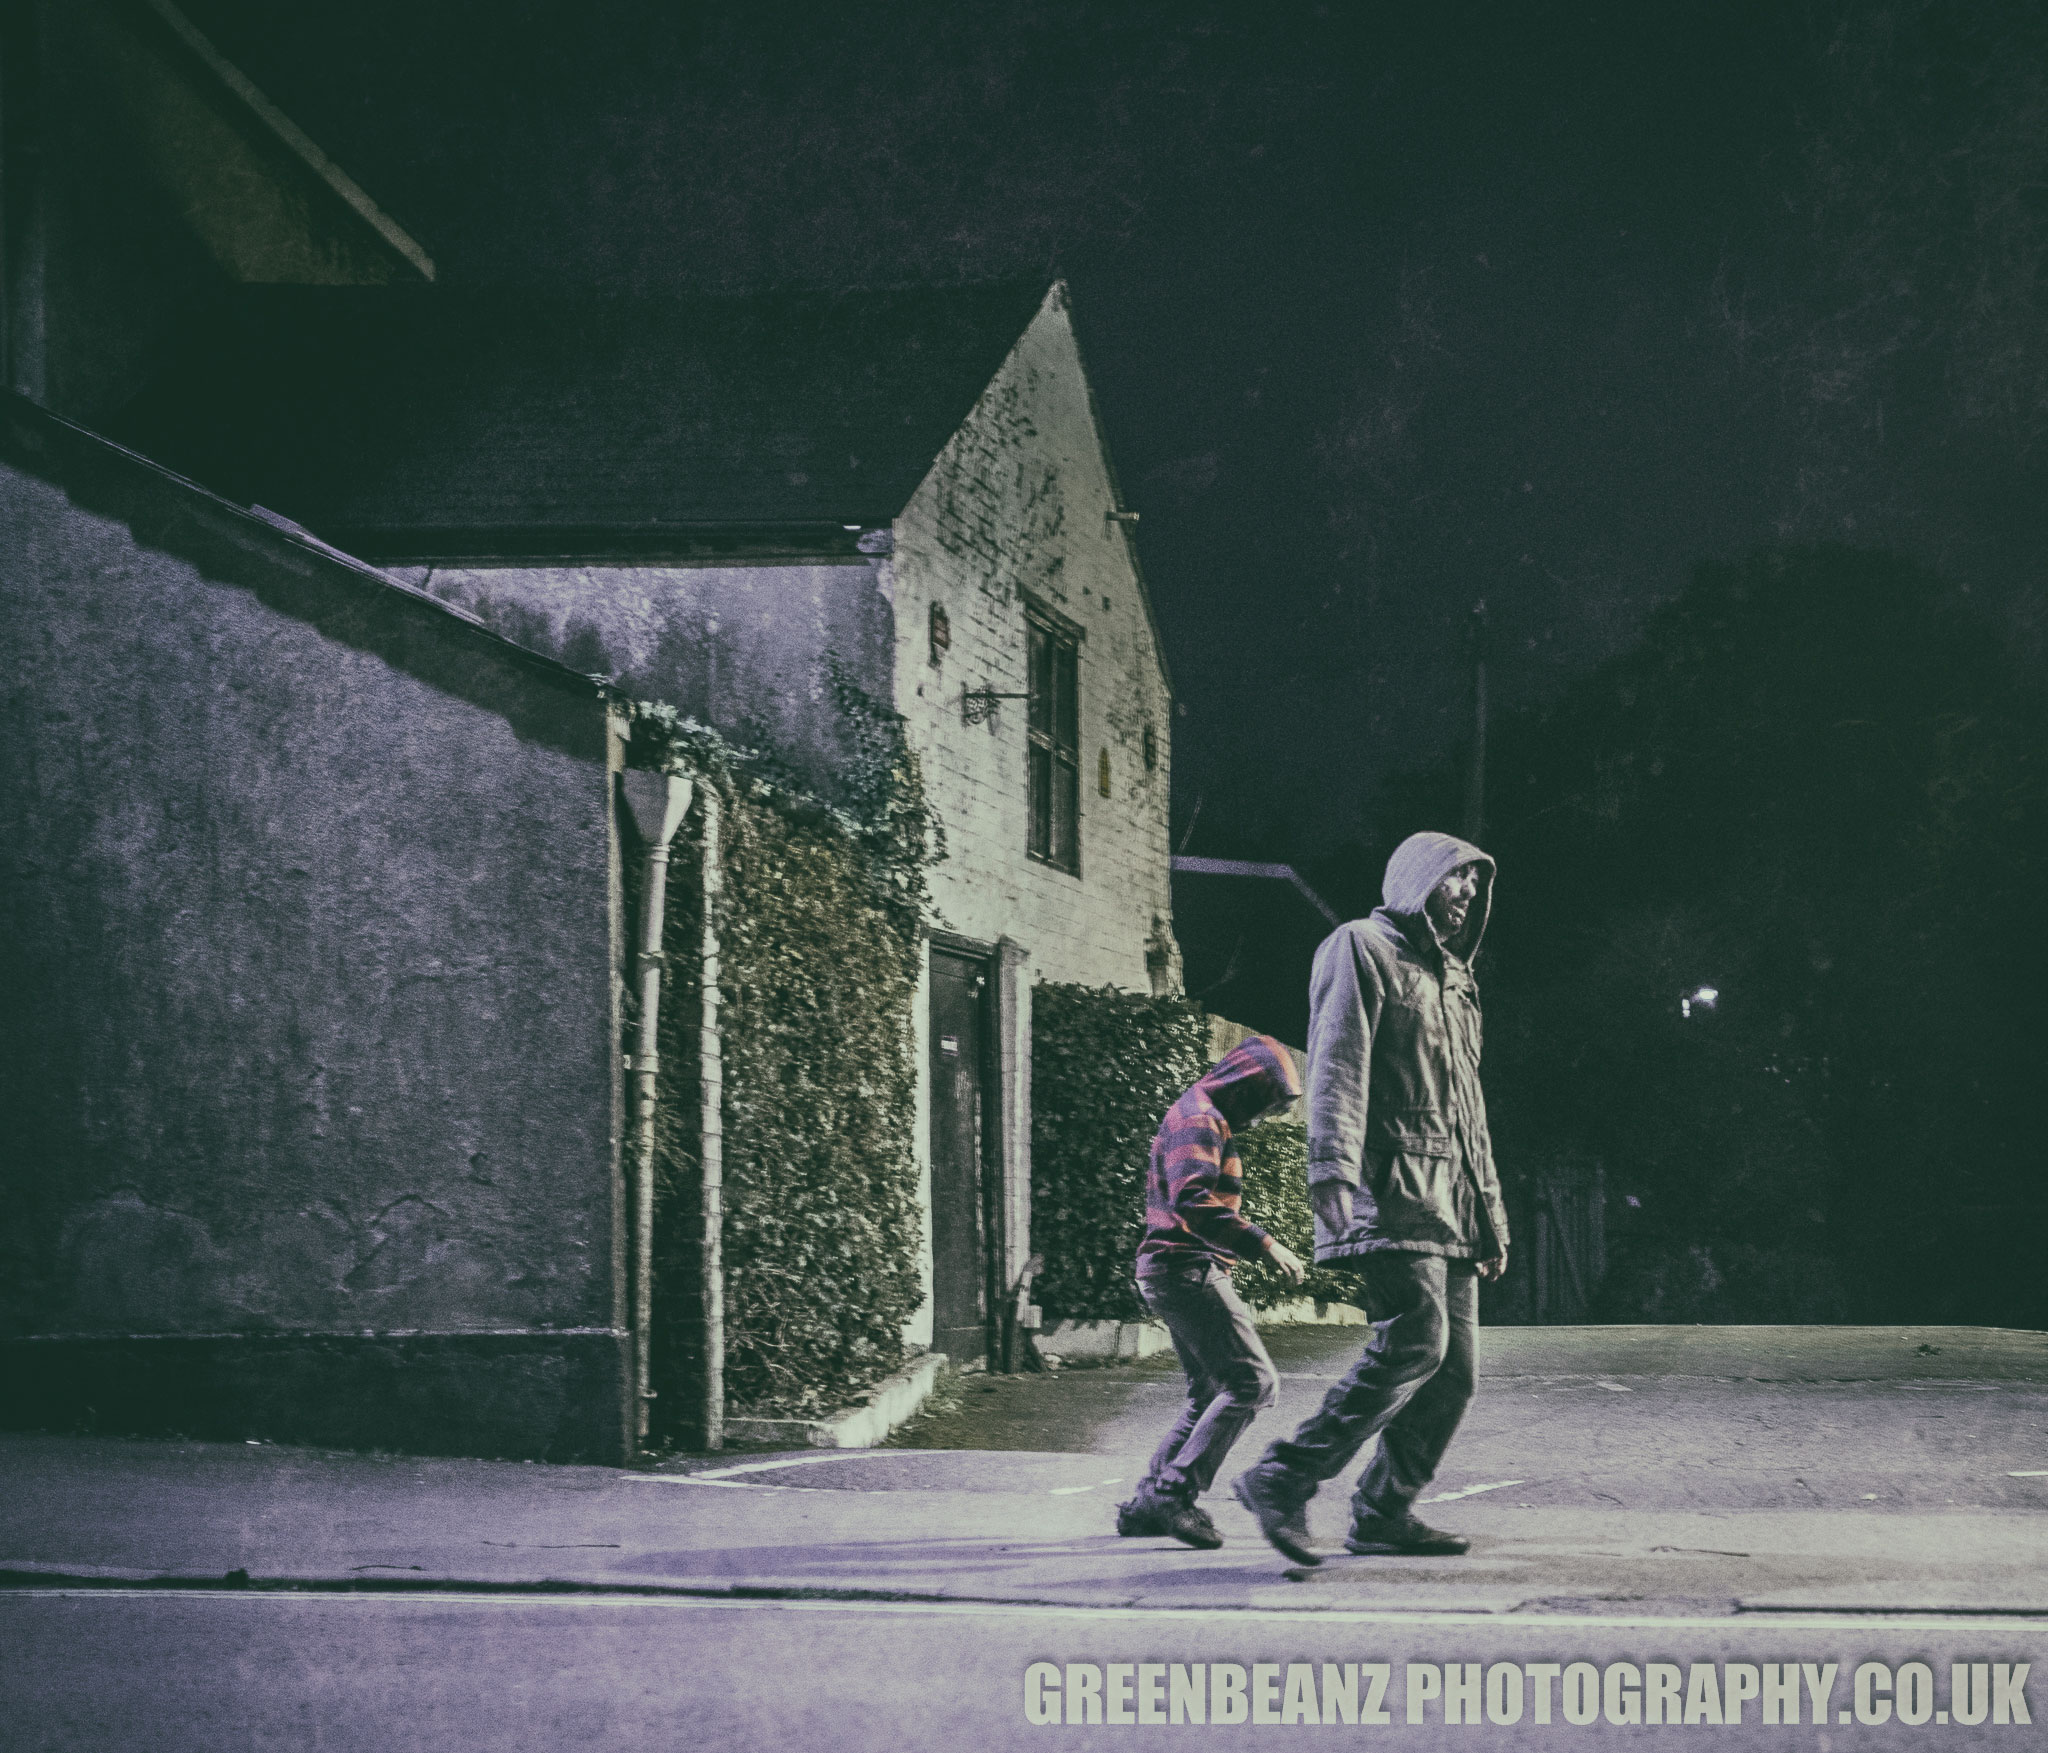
[3,1325,2043,1748]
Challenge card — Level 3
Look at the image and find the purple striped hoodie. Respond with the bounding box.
[1136,1035,1304,1272]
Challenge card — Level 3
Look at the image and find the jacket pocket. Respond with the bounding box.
[1367,1119,1454,1160]
[1357,1119,1459,1244]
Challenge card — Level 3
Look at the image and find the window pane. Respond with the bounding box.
[1028,624,1051,735]
[1054,755,1079,873]
[1055,642,1078,751]
[1028,743,1052,858]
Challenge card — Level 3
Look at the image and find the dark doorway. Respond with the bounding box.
[928,944,996,1369]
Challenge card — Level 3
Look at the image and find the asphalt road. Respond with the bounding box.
[2,1590,2039,1751]
[3,1324,2045,1750]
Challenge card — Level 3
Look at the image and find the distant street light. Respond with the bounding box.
[1679,985,1720,1019]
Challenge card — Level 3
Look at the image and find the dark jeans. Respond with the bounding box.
[1134,1258,1280,1504]
[1253,1250,1477,1523]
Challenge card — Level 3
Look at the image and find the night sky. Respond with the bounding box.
[180,0,2048,859]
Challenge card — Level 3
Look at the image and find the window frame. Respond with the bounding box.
[1023,595,1084,877]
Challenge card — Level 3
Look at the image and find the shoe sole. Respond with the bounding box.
[1167,1526,1223,1551]
[1341,1538,1471,1557]
[1231,1476,1321,1567]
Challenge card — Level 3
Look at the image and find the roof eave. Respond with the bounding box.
[334,521,901,567]
[1053,280,1175,703]
[2,393,606,699]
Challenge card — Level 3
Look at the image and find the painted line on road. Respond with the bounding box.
[631,1457,1136,1495]
[7,1587,2048,1633]
[627,1455,898,1487]
[1420,1480,1525,1504]
[679,1454,893,1480]
[2010,1469,2048,1477]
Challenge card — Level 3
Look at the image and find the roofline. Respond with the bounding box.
[132,0,436,282]
[333,522,896,567]
[1,392,604,699]
[1051,280,1175,703]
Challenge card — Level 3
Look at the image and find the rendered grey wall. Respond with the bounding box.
[0,409,629,1460]
[393,562,896,805]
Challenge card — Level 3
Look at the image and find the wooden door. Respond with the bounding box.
[928,947,995,1367]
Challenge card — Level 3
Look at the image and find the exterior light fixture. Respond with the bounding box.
[961,683,1030,727]
[1680,985,1720,1019]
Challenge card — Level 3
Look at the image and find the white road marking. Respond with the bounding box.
[1596,1382,1632,1393]
[622,1453,893,1488]
[690,1454,886,1479]
[1419,1479,1525,1503]
[1048,1486,1095,1495]
[2010,1469,2048,1477]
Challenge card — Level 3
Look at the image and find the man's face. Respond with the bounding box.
[1426,863,1481,939]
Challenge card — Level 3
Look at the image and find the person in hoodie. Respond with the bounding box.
[1116,1035,1309,1549]
[1232,832,1509,1567]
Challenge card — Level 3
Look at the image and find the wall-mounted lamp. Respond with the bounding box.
[1106,508,1141,525]
[961,685,1031,727]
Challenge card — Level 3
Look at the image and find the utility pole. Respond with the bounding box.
[1462,599,1487,843]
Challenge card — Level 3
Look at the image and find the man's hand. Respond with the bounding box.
[1476,1251,1509,1283]
[1264,1239,1308,1286]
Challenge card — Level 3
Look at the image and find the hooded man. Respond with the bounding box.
[1232,831,1509,1566]
[1117,1034,1308,1549]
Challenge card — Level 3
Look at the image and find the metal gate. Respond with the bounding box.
[1528,1159,1606,1323]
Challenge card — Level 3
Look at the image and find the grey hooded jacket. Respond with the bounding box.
[1306,831,1510,1264]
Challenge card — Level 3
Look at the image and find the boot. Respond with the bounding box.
[1343,1511,1471,1556]
[1230,1466,1320,1566]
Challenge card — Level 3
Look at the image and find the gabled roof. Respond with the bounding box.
[111,281,1054,558]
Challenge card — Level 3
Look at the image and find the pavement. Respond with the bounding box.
[5,1324,2047,1748]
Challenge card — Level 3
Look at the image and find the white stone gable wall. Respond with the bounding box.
[888,286,1177,993]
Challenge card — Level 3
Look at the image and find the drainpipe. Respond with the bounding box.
[621,770,694,1448]
[693,784,724,1451]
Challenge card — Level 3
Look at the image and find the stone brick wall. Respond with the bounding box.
[888,284,1178,996]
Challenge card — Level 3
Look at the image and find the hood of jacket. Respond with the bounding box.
[1379,830,1497,962]
[1196,1034,1304,1132]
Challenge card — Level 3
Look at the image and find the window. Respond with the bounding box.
[1026,607,1080,874]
